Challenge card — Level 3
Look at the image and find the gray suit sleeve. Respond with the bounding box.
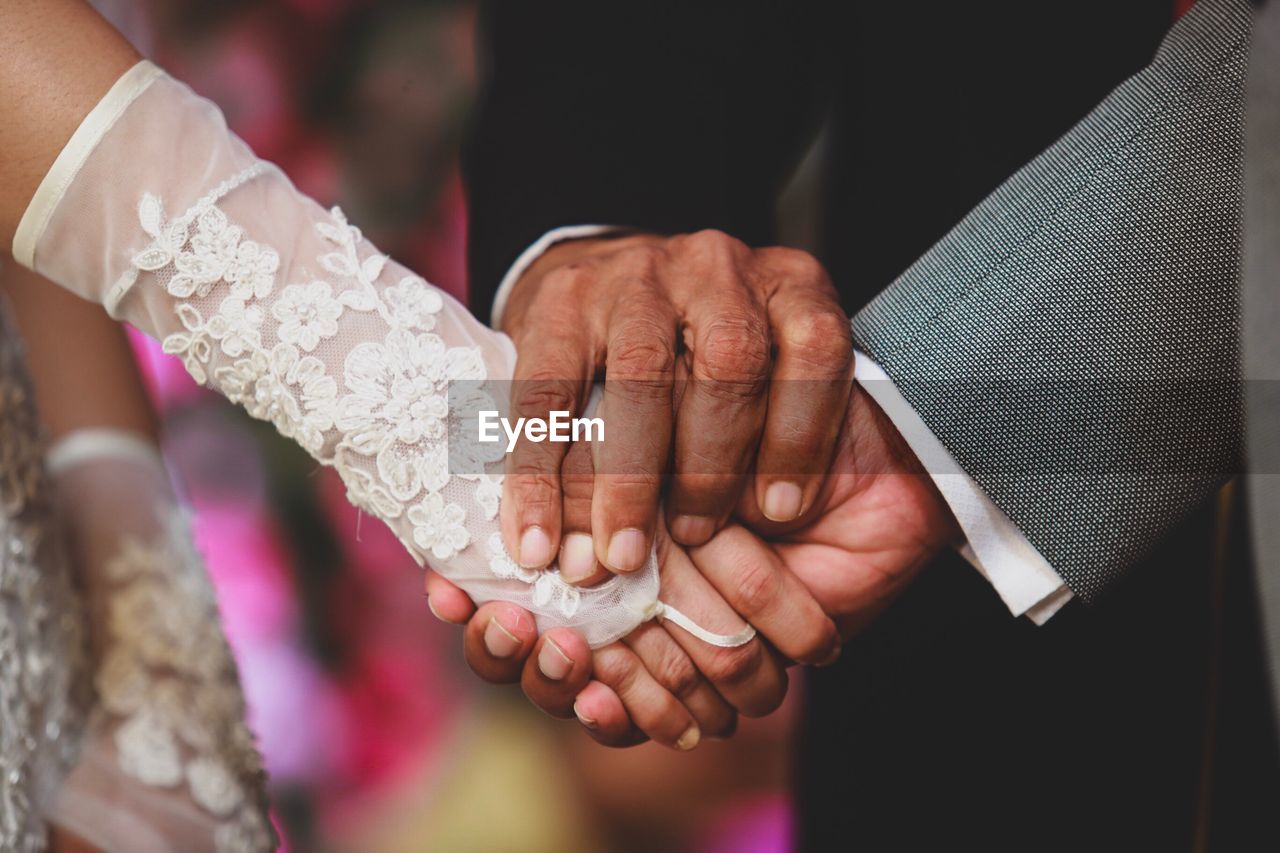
[851,0,1250,601]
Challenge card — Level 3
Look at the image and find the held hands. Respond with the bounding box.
[428,228,961,748]
[429,382,960,747]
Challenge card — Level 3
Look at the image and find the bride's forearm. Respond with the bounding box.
[1,263,157,442]
[0,0,139,244]
[9,56,676,648]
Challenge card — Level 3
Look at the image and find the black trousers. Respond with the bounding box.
[795,501,1280,852]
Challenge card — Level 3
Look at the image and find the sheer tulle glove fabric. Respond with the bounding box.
[15,61,751,650]
[42,430,274,852]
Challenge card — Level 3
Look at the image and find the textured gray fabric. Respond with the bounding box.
[852,0,1251,601]
[1244,0,1280,735]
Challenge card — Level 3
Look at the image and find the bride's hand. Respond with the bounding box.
[430,518,838,749]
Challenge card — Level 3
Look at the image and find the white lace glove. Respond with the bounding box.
[41,429,273,853]
[13,61,751,651]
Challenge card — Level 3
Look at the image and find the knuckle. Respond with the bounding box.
[702,640,763,686]
[614,243,666,277]
[609,329,677,381]
[781,310,853,368]
[539,265,586,298]
[696,314,772,392]
[512,376,578,418]
[599,470,662,503]
[685,228,743,254]
[561,470,595,504]
[591,645,637,691]
[652,646,702,699]
[730,558,782,621]
[506,465,560,503]
[768,246,828,281]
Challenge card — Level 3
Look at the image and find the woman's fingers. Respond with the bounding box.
[623,621,738,739]
[519,628,594,717]
[690,524,841,667]
[557,434,611,586]
[650,536,790,717]
[572,680,648,747]
[423,569,476,625]
[461,601,539,684]
[590,642,702,750]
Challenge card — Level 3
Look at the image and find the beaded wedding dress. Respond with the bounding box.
[0,311,273,850]
[0,309,87,851]
[3,57,752,851]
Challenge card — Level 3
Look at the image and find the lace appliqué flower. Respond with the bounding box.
[272,280,343,352]
[134,199,278,301]
[208,297,265,357]
[487,532,536,583]
[534,573,583,619]
[383,276,443,331]
[408,493,469,560]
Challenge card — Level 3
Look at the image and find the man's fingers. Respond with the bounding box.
[424,569,476,625]
[557,435,609,585]
[462,601,538,684]
[519,628,594,717]
[502,329,592,571]
[593,285,678,573]
[666,283,771,546]
[591,641,701,750]
[690,524,841,667]
[753,251,853,523]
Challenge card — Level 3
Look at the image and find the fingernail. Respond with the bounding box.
[606,528,647,572]
[676,726,701,751]
[519,526,553,568]
[559,532,597,583]
[483,617,522,658]
[818,642,842,667]
[538,637,574,680]
[671,514,714,544]
[426,596,462,625]
[573,701,597,729]
[762,481,804,522]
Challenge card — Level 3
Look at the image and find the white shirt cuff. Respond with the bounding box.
[490,225,625,327]
[854,351,1073,624]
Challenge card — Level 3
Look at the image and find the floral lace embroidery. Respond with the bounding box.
[486,533,582,618]
[133,182,501,570]
[94,507,272,852]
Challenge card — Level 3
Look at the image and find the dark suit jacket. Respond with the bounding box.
[464,2,1280,849]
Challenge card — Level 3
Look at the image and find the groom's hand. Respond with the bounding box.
[499,231,853,576]
[701,382,963,639]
